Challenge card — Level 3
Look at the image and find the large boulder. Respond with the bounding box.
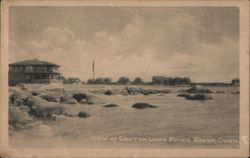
[215,91,225,94]
[39,83,64,91]
[24,121,44,129]
[28,124,54,137]
[177,93,190,97]
[132,102,158,109]
[125,87,140,95]
[103,104,119,108]
[231,91,240,95]
[149,90,159,94]
[9,87,32,105]
[31,91,39,96]
[37,90,67,102]
[18,106,30,112]
[73,93,88,102]
[187,85,212,93]
[104,90,113,95]
[32,102,65,118]
[23,96,65,118]
[52,114,69,121]
[159,89,171,94]
[140,90,150,95]
[63,98,78,104]
[185,94,213,100]
[12,98,25,106]
[9,106,33,129]
[72,92,104,104]
[39,94,59,102]
[78,111,90,118]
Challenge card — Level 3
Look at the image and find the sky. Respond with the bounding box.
[9,6,239,82]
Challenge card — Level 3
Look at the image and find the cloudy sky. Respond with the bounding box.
[9,6,239,82]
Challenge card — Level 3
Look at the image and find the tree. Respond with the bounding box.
[182,77,191,85]
[152,76,166,84]
[87,79,95,84]
[162,77,191,85]
[117,76,130,84]
[95,78,105,84]
[104,77,112,84]
[133,77,144,85]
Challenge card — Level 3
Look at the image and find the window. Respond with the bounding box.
[25,66,33,72]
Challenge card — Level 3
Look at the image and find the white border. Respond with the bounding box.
[1,0,249,157]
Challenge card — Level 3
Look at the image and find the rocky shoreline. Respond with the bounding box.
[9,84,239,137]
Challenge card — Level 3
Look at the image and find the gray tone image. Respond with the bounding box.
[8,6,239,148]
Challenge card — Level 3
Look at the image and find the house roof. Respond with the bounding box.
[9,59,60,67]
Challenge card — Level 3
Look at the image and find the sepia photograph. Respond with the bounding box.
[0,0,249,157]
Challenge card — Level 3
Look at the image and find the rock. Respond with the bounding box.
[132,102,158,109]
[104,90,113,95]
[9,106,33,127]
[29,124,54,137]
[32,103,65,118]
[140,90,150,95]
[85,93,104,104]
[13,98,24,106]
[125,87,139,95]
[185,94,213,100]
[159,89,171,94]
[60,96,68,102]
[71,92,104,104]
[187,85,212,93]
[9,87,32,104]
[24,97,36,108]
[39,83,64,91]
[86,101,94,105]
[9,125,15,131]
[79,99,87,104]
[104,104,119,107]
[25,121,43,129]
[231,91,240,95]
[9,106,33,124]
[39,94,58,102]
[78,111,90,118]
[31,92,39,96]
[73,93,88,102]
[149,90,159,94]
[215,91,225,94]
[177,94,190,97]
[14,123,26,130]
[63,98,78,104]
[52,114,68,121]
[18,106,30,112]
[24,96,65,118]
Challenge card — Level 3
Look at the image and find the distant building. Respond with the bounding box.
[231,79,240,86]
[9,58,62,85]
[64,77,81,84]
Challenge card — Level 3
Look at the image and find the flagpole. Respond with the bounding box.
[92,60,95,82]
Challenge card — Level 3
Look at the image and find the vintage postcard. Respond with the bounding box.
[0,0,249,157]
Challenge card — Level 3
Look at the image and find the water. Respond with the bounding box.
[10,85,239,148]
